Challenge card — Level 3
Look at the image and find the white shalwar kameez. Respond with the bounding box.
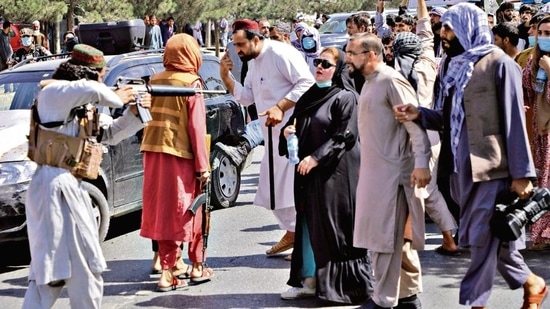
[23,79,144,309]
[233,39,314,230]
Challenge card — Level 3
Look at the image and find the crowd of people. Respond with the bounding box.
[0,20,55,70]
[16,0,550,308]
[214,0,549,308]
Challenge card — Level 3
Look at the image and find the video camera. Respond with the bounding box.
[115,77,229,124]
[490,187,550,241]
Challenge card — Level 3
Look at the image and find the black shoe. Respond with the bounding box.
[395,294,421,309]
[360,298,392,309]
[215,141,250,166]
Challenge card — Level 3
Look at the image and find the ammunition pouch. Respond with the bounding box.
[28,102,104,179]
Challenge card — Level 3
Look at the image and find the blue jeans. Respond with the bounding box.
[242,119,263,149]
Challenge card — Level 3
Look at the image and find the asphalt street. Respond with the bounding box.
[0,146,549,309]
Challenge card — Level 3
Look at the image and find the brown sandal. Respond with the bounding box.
[190,267,214,283]
[522,285,548,309]
[266,233,294,255]
[156,276,188,292]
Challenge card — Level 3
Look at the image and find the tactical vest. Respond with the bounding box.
[28,102,104,179]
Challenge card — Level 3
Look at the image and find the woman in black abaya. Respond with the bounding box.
[278,47,373,304]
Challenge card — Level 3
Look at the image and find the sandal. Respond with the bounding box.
[156,276,188,292]
[266,233,294,255]
[190,267,214,284]
[522,285,548,309]
[173,264,191,279]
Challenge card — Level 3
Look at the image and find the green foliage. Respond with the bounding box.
[126,0,177,19]
[0,0,379,27]
[3,0,66,22]
[77,0,135,23]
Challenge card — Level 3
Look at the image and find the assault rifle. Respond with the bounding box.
[115,77,229,123]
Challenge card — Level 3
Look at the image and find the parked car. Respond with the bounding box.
[0,50,254,244]
[319,10,400,49]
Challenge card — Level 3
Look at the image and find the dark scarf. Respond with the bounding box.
[393,32,422,93]
[292,49,354,120]
[278,49,357,157]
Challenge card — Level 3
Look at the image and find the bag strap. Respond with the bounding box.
[31,100,65,128]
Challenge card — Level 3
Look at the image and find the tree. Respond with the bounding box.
[2,0,66,22]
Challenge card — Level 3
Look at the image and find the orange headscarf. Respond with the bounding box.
[163,33,202,73]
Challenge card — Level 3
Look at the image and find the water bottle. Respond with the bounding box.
[287,133,300,165]
[535,68,547,93]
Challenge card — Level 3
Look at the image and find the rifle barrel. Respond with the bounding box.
[147,85,228,97]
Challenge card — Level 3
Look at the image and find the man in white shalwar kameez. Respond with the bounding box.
[23,44,150,309]
[219,19,314,257]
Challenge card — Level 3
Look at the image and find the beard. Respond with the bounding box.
[441,36,465,57]
[384,54,395,67]
[432,22,442,33]
[238,51,255,62]
[347,63,364,78]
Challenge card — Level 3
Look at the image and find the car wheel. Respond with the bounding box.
[210,149,241,208]
[82,182,111,241]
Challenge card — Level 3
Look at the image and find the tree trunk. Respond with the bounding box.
[67,0,75,32]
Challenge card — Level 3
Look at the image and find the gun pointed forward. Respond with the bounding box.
[115,77,229,124]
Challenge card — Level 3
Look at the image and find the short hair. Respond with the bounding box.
[530,13,549,26]
[381,33,395,45]
[386,14,397,28]
[2,21,11,29]
[395,14,414,26]
[520,4,538,15]
[346,12,372,29]
[270,22,290,35]
[350,33,384,60]
[492,22,519,46]
[499,1,514,11]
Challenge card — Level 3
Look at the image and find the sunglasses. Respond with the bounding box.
[313,58,335,69]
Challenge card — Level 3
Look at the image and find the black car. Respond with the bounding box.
[0,50,253,243]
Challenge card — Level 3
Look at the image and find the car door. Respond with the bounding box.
[105,64,153,214]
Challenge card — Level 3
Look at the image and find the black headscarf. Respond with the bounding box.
[292,49,355,119]
[279,49,358,156]
[393,32,422,93]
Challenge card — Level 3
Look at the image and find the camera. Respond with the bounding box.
[490,187,550,241]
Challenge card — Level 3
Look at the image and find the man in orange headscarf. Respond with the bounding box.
[140,33,213,291]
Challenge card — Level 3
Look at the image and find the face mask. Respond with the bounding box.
[21,37,32,47]
[302,36,316,53]
[538,37,550,52]
[528,36,536,47]
[316,80,332,88]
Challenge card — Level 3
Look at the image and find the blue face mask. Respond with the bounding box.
[21,37,32,47]
[538,37,550,52]
[302,36,317,52]
[528,36,536,47]
[316,80,332,88]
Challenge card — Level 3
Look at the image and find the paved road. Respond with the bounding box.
[0,146,549,308]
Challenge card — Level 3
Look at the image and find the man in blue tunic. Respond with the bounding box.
[393,3,547,309]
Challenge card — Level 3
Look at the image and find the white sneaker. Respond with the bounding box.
[280,286,316,300]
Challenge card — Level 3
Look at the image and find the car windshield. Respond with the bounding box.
[0,71,50,111]
[318,16,349,34]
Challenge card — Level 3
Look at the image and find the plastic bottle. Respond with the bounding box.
[535,68,547,93]
[287,133,300,165]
